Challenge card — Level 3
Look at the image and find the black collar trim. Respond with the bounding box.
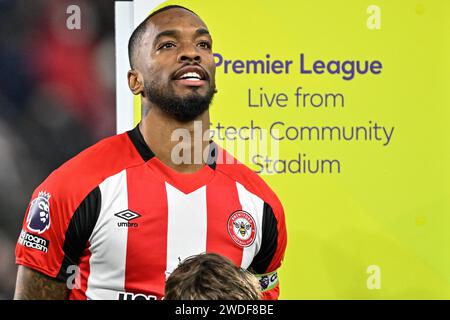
[206,141,218,170]
[127,125,155,162]
[127,124,217,169]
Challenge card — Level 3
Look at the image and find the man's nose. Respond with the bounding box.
[177,44,201,63]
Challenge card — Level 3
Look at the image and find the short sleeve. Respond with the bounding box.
[15,179,101,281]
[249,202,287,300]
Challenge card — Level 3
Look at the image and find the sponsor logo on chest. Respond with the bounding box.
[114,209,141,227]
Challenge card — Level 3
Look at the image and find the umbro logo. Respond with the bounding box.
[114,210,141,228]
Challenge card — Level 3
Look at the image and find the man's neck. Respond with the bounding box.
[139,106,211,174]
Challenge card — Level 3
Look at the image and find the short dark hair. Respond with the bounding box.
[128,5,198,68]
[164,253,262,300]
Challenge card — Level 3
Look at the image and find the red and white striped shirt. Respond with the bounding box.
[16,125,287,300]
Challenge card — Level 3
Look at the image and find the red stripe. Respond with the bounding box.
[124,165,168,299]
[69,243,92,300]
[206,172,243,266]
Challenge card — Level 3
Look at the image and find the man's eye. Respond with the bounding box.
[198,41,211,49]
[159,42,175,50]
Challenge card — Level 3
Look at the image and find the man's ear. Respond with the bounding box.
[127,70,144,95]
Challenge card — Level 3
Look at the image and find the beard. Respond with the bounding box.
[144,80,215,122]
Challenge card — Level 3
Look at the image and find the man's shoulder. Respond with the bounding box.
[35,131,143,201]
[215,146,283,213]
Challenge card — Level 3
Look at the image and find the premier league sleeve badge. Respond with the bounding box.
[26,191,51,234]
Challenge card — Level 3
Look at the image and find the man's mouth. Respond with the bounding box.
[173,66,208,87]
[179,72,202,81]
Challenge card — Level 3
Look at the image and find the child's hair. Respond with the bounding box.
[164,253,261,300]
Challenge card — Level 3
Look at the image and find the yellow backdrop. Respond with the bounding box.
[134,0,450,299]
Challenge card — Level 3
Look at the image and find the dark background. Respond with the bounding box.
[0,0,117,298]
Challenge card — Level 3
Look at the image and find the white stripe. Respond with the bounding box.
[86,170,129,299]
[236,182,264,269]
[165,183,207,278]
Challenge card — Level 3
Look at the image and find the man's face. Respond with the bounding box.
[136,8,216,122]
